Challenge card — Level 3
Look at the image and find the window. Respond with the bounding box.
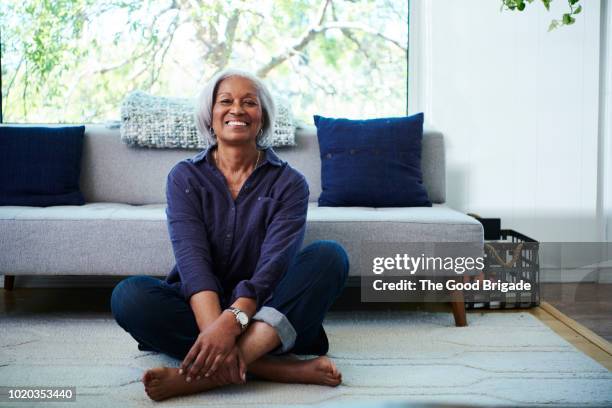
[1,0,408,124]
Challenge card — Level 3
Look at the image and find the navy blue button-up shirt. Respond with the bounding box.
[165,146,309,309]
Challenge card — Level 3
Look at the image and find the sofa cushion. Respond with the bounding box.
[314,113,431,208]
[276,127,446,204]
[0,126,86,207]
[305,203,484,277]
[0,203,482,277]
[0,204,173,276]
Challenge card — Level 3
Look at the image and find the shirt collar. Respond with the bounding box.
[262,147,284,167]
[191,147,212,164]
[191,145,284,167]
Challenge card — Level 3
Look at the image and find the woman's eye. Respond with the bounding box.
[244,100,257,106]
[219,99,232,104]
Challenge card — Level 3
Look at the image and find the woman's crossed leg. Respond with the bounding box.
[111,240,349,401]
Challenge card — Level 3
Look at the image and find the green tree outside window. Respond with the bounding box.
[1,0,408,124]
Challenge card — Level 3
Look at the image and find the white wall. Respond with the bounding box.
[602,0,612,243]
[599,0,612,282]
[409,0,602,243]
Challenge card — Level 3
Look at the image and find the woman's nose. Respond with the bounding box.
[230,101,245,114]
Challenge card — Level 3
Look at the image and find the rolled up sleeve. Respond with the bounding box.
[231,175,309,308]
[166,164,221,300]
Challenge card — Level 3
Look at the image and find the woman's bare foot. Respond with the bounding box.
[250,355,342,386]
[294,356,342,386]
[142,367,223,401]
[141,356,341,401]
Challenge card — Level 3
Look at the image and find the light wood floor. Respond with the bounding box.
[541,283,612,342]
[1,285,611,371]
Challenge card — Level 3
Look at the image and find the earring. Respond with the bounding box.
[209,127,216,137]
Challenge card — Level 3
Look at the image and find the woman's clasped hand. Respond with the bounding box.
[179,312,246,384]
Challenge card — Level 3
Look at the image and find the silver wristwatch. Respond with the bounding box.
[227,307,249,331]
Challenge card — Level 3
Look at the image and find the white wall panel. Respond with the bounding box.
[410,0,601,242]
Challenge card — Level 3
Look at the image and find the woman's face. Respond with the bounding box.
[211,76,263,146]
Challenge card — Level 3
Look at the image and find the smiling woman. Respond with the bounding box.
[110,69,351,401]
[213,79,263,142]
[195,70,275,147]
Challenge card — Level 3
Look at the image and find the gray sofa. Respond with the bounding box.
[0,125,483,325]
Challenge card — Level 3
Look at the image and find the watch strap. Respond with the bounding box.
[227,307,249,331]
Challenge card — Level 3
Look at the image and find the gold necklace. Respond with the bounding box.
[254,149,261,169]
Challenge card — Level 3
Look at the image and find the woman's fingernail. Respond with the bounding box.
[196,376,201,381]
[178,369,183,375]
[186,376,192,383]
[205,373,209,378]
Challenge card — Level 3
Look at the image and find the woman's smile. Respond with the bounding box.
[224,119,250,129]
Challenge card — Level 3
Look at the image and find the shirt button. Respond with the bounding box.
[185,188,190,193]
[226,233,231,238]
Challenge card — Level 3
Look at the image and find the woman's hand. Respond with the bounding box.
[180,311,241,381]
[209,346,247,385]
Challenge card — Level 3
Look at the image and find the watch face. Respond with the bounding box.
[237,312,249,326]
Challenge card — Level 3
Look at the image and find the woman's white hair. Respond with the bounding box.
[195,68,276,146]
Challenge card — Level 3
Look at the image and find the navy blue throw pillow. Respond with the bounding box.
[314,113,431,208]
[0,126,86,206]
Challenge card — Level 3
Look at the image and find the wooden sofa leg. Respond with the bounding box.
[450,290,467,327]
[4,275,15,291]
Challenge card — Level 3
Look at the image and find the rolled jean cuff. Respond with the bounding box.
[252,306,297,354]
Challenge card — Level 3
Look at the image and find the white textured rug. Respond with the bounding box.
[1,311,611,407]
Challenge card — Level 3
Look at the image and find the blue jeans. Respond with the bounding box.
[111,240,348,360]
